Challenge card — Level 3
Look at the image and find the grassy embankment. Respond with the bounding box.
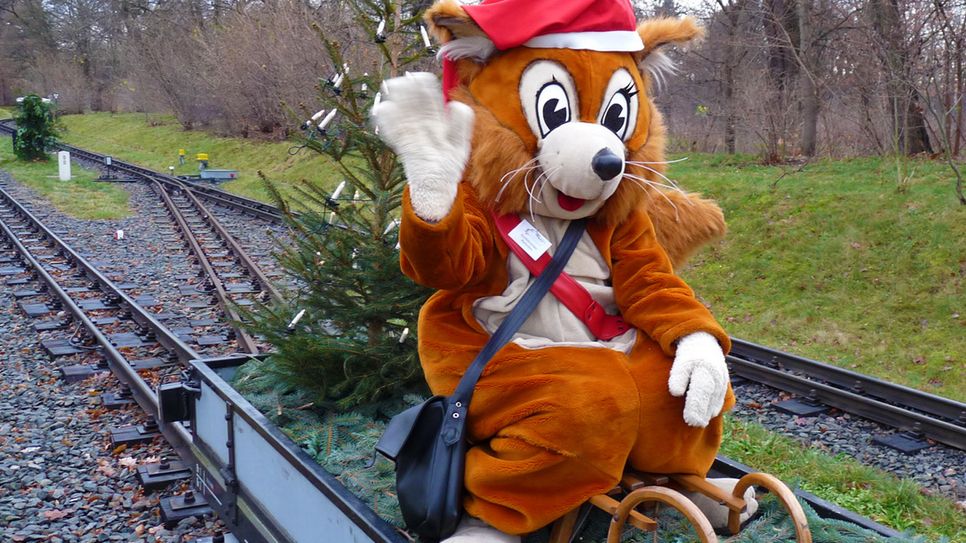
[59,112,340,203]
[0,141,130,220]
[673,154,963,402]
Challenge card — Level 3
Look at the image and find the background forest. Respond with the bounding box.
[1,0,964,165]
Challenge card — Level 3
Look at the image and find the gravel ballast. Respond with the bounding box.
[0,171,226,541]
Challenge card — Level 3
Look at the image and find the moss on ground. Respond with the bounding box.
[0,141,131,220]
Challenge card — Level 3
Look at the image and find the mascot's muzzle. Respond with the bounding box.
[536,122,626,216]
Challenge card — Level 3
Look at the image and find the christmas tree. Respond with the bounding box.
[13,94,59,161]
[245,1,436,411]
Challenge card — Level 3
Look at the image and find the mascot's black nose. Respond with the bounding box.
[591,148,623,181]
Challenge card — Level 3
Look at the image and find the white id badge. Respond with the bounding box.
[508,219,552,260]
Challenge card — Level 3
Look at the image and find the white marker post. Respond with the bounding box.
[57,151,71,181]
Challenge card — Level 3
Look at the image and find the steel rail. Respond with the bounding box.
[732,339,965,424]
[151,180,260,354]
[0,187,194,460]
[727,348,966,450]
[0,185,200,363]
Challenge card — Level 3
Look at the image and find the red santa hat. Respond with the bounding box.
[462,0,643,52]
[440,0,643,99]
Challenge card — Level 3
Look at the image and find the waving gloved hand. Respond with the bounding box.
[371,72,475,223]
[669,331,729,427]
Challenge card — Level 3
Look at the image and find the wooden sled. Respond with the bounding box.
[549,470,812,543]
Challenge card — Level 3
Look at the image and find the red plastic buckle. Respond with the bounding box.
[583,301,629,341]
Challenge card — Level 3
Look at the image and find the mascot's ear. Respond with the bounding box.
[635,17,704,89]
[425,0,496,62]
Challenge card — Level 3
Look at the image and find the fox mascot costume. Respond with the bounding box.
[373,0,756,540]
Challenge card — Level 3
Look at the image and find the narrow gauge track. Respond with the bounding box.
[0,184,195,462]
[150,178,283,354]
[728,339,966,451]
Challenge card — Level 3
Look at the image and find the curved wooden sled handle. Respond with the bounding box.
[729,472,812,543]
[602,485,718,543]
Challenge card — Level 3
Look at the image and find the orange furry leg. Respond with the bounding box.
[623,336,735,475]
[456,344,642,534]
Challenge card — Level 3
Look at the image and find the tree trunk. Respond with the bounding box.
[797,0,818,156]
[904,96,933,154]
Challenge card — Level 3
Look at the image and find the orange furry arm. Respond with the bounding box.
[399,184,494,290]
[609,210,730,355]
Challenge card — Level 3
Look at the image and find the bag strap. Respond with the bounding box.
[440,217,586,444]
[493,213,629,340]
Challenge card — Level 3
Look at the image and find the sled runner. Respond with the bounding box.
[549,470,812,543]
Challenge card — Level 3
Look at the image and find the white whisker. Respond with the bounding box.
[496,157,540,202]
[622,172,682,193]
[625,156,689,165]
[624,163,684,192]
[528,167,558,222]
[623,174,682,221]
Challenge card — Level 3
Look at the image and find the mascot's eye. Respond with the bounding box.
[602,93,631,138]
[536,82,571,137]
[598,71,640,141]
[520,60,578,140]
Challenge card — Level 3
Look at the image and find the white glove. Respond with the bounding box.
[669,331,729,427]
[371,72,475,223]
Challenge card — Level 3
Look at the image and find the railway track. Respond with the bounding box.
[0,123,960,540]
[0,182,196,467]
[150,178,282,354]
[729,339,966,451]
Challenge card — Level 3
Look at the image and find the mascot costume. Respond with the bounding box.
[373,0,757,540]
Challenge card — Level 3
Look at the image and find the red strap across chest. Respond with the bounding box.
[493,213,629,341]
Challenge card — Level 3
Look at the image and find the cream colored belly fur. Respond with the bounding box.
[472,214,637,351]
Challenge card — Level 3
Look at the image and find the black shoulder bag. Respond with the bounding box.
[376,218,587,542]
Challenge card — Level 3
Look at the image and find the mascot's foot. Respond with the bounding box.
[442,516,521,543]
[683,478,758,530]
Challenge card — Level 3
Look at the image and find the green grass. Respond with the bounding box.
[0,106,12,118]
[0,142,131,220]
[721,416,964,540]
[673,154,965,402]
[59,112,340,202]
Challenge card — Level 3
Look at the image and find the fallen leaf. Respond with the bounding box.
[97,465,116,477]
[118,457,137,468]
[111,444,127,456]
